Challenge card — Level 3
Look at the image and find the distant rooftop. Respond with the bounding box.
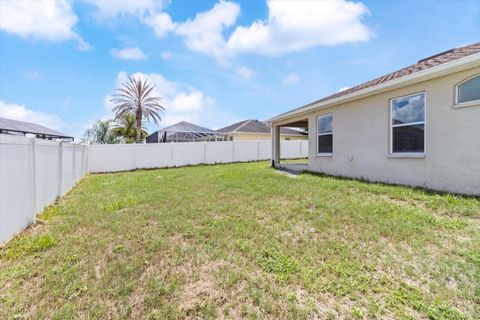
[158,121,218,134]
[217,119,306,135]
[0,117,73,140]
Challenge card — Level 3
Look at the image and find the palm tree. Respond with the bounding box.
[82,119,120,144]
[111,76,164,143]
[111,113,148,144]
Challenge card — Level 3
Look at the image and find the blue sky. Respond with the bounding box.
[0,0,479,138]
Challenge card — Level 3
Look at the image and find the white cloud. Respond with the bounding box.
[226,0,370,55]
[24,70,44,80]
[175,1,240,61]
[338,86,351,92]
[235,66,255,80]
[161,51,172,59]
[0,100,66,131]
[0,0,91,50]
[283,72,300,86]
[173,0,370,61]
[111,47,148,60]
[85,0,176,39]
[144,12,176,38]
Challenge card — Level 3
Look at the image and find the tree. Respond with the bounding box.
[81,120,120,144]
[111,76,164,143]
[111,113,148,144]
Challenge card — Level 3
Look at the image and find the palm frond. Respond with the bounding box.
[111,75,165,143]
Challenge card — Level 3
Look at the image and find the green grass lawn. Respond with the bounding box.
[1,162,479,319]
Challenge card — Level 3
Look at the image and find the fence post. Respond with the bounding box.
[232,141,235,162]
[72,144,76,183]
[132,145,136,170]
[81,146,86,175]
[58,140,63,198]
[29,137,37,223]
[203,141,207,164]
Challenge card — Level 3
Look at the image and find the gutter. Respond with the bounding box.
[266,52,480,124]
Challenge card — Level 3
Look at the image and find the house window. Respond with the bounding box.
[317,114,333,153]
[456,74,480,104]
[391,92,425,154]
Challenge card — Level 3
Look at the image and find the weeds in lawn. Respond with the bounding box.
[258,247,300,282]
[1,234,56,260]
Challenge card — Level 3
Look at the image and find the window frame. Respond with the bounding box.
[455,74,480,106]
[317,113,333,156]
[389,91,426,156]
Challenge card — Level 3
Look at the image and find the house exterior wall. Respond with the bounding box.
[278,66,480,195]
[226,133,307,141]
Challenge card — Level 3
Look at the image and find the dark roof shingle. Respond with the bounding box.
[217,119,306,135]
[158,121,217,133]
[0,117,71,138]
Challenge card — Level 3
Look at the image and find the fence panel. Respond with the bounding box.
[0,135,32,243]
[258,141,271,159]
[173,142,205,167]
[61,144,75,194]
[134,143,173,169]
[35,140,61,212]
[232,141,258,162]
[205,141,234,164]
[88,140,308,173]
[0,135,87,244]
[88,144,134,172]
[280,140,302,159]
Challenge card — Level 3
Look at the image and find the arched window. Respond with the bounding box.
[456,75,480,104]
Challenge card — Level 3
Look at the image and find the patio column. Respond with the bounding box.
[271,124,280,167]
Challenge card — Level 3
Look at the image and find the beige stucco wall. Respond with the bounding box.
[227,133,307,141]
[278,66,480,195]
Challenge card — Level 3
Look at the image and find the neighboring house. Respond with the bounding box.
[146,121,223,143]
[0,117,73,141]
[267,43,480,195]
[217,119,307,141]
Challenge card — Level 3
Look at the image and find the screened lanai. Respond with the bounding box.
[146,121,224,143]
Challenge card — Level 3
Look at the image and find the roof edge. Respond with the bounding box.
[232,130,306,136]
[267,52,480,124]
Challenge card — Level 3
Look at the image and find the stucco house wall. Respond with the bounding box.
[296,66,480,195]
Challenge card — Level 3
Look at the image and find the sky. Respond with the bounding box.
[0,0,479,138]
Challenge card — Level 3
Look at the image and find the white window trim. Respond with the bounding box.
[317,113,333,156]
[454,74,480,107]
[389,92,426,157]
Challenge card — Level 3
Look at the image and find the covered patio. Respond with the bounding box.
[270,116,309,172]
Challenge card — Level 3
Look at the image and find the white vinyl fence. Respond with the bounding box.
[1,137,306,243]
[88,140,308,173]
[0,135,88,243]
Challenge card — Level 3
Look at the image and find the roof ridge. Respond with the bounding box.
[232,119,253,133]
